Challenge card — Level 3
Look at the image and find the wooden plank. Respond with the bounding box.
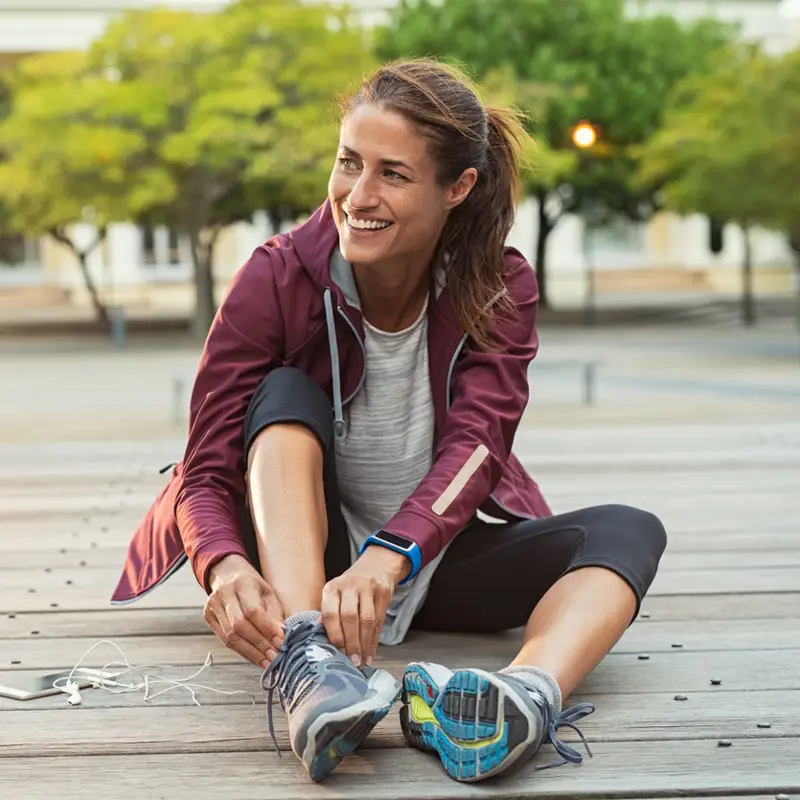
[19,545,798,573]
[660,550,800,568]
[639,593,800,620]
[0,689,794,754]
[651,568,800,595]
[1,635,799,694]
[0,739,797,799]
[4,565,799,614]
[3,611,798,654]
[2,531,800,568]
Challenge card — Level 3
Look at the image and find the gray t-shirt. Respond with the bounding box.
[334,292,447,646]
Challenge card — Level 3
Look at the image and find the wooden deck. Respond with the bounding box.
[1,423,799,798]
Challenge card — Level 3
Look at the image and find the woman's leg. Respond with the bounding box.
[242,367,351,617]
[412,503,667,700]
[241,369,399,784]
[508,566,637,698]
[403,504,666,781]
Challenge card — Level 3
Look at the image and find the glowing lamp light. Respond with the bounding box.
[572,122,597,149]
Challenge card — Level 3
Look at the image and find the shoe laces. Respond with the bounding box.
[534,696,596,771]
[260,620,325,755]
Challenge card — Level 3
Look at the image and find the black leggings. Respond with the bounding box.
[242,368,667,632]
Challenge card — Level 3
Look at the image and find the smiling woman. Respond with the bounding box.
[114,57,666,786]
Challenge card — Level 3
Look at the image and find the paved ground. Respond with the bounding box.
[1,319,799,443]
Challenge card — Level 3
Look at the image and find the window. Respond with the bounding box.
[140,225,185,267]
[140,225,157,266]
[0,230,40,268]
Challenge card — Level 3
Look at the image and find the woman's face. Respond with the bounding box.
[328,104,475,270]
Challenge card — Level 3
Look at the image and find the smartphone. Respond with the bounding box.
[0,668,123,701]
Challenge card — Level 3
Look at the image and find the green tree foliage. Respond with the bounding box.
[379,0,732,306]
[0,52,140,322]
[85,0,373,336]
[638,45,800,323]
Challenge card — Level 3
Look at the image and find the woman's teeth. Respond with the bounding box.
[347,216,392,231]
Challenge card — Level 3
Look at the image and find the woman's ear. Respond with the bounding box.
[444,168,478,210]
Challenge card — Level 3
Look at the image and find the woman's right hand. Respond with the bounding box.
[204,554,285,668]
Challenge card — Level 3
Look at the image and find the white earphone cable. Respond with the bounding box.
[51,639,256,707]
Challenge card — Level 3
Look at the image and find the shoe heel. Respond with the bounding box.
[401,665,442,752]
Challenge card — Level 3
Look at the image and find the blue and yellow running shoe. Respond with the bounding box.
[400,662,594,782]
[263,619,401,782]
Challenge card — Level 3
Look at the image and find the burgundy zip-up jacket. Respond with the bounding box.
[111,201,551,604]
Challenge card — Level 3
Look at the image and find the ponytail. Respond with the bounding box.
[437,105,527,349]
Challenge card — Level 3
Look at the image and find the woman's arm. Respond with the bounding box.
[382,249,540,569]
[174,245,285,593]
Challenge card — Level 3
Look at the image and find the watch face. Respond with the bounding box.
[376,531,414,550]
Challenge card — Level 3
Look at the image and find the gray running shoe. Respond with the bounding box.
[401,662,594,782]
[262,619,401,782]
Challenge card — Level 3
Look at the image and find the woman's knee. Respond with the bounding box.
[605,503,668,558]
[244,367,334,458]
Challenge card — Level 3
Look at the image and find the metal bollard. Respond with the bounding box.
[583,363,596,406]
[110,306,126,350]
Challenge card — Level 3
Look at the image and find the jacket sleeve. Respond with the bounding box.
[383,251,539,569]
[174,246,285,592]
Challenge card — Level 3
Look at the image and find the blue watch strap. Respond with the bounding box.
[359,531,422,585]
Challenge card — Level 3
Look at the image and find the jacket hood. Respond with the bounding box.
[281,201,340,289]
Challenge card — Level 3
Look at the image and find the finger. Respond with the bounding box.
[221,595,274,668]
[209,603,274,667]
[368,589,391,666]
[203,602,225,640]
[359,592,376,666]
[339,589,361,666]
[321,583,344,650]
[238,589,284,652]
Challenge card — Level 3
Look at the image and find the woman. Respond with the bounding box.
[113,59,666,784]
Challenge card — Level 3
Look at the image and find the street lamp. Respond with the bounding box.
[572,121,598,150]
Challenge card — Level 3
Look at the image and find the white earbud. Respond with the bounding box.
[63,680,82,706]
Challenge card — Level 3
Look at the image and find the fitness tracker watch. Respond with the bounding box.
[359,530,422,585]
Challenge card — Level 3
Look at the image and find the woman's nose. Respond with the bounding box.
[347,172,379,209]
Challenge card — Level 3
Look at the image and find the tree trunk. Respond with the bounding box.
[741,226,755,326]
[190,228,219,340]
[76,252,110,326]
[534,193,553,309]
[48,227,109,327]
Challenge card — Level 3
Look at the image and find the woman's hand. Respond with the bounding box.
[321,546,411,667]
[204,554,285,668]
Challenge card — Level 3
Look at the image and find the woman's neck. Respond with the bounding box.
[353,257,432,332]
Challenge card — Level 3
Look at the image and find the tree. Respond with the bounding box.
[0,52,140,324]
[378,0,732,306]
[85,0,373,338]
[637,45,800,324]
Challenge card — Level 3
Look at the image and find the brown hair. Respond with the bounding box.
[342,58,529,350]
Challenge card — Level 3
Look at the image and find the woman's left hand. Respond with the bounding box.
[321,546,411,667]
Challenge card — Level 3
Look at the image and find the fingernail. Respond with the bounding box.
[350,653,361,667]
[266,649,277,662]
[366,656,373,666]
[260,659,269,669]
[271,637,283,650]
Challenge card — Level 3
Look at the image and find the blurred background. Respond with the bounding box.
[0,0,799,443]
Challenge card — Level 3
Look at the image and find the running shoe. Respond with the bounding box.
[262,619,401,782]
[401,661,594,782]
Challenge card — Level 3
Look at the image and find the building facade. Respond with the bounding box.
[0,0,796,312]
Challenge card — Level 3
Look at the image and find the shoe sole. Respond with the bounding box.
[304,670,401,782]
[400,665,539,782]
